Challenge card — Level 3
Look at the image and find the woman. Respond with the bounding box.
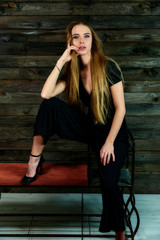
[21,20,129,240]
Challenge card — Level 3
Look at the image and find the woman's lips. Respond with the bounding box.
[79,46,86,51]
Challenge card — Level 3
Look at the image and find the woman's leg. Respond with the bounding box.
[26,135,45,177]
[98,137,128,234]
[91,126,128,235]
[25,97,91,178]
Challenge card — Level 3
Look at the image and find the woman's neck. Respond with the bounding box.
[80,52,91,71]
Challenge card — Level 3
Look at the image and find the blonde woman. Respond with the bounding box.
[21,21,129,240]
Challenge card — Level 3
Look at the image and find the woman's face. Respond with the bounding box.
[71,24,92,56]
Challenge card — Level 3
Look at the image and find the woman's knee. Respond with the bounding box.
[42,97,59,106]
[39,97,65,113]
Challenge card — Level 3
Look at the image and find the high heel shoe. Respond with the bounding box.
[20,153,45,185]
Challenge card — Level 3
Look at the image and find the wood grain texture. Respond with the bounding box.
[0,0,159,193]
[1,29,160,42]
[0,16,160,30]
[1,42,160,56]
[0,2,160,16]
[0,0,159,2]
[1,92,160,104]
[2,80,160,92]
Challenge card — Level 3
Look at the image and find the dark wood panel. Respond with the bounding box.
[0,116,35,126]
[134,183,160,193]
[1,41,160,56]
[0,103,159,116]
[126,116,160,129]
[0,68,50,80]
[0,138,159,151]
[1,150,159,163]
[0,104,39,115]
[135,152,160,162]
[131,129,160,140]
[0,55,58,67]
[135,140,160,151]
[0,115,159,130]
[0,115,159,133]
[0,91,159,104]
[125,93,160,104]
[1,65,160,81]
[1,29,160,43]
[1,80,159,93]
[0,92,42,104]
[126,104,160,116]
[0,16,160,29]
[1,56,160,68]
[121,67,160,81]
[0,138,88,151]
[135,173,160,183]
[1,127,159,140]
[0,91,65,104]
[0,150,88,163]
[0,29,66,43]
[0,80,43,92]
[125,81,160,93]
[0,42,64,55]
[0,127,33,139]
[134,172,160,193]
[135,163,160,172]
[0,149,159,167]
[0,2,160,16]
[0,125,160,140]
[0,0,159,2]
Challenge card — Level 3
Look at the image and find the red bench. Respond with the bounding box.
[0,131,140,239]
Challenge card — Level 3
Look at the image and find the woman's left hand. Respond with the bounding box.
[100,140,115,166]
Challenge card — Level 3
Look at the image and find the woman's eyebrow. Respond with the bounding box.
[72,33,91,36]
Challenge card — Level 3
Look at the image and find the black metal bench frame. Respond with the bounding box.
[0,130,140,239]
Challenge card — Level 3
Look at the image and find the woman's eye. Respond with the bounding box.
[85,35,90,38]
[73,36,79,39]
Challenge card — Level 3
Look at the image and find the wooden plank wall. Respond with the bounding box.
[0,0,160,193]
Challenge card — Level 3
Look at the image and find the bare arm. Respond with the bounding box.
[100,81,126,165]
[41,44,79,99]
[41,59,65,99]
[106,81,126,144]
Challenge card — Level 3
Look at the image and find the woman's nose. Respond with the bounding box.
[80,38,84,43]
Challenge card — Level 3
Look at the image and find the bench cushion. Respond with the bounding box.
[0,163,88,186]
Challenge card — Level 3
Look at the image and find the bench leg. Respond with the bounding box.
[122,187,140,240]
[81,193,84,240]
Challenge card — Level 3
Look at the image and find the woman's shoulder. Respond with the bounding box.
[105,58,124,86]
[105,58,121,75]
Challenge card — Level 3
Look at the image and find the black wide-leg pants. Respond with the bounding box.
[34,97,129,232]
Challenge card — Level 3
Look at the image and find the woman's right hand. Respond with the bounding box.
[59,42,79,64]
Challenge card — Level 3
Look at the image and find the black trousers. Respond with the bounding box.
[34,97,129,232]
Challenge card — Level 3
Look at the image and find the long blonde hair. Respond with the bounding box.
[63,20,124,124]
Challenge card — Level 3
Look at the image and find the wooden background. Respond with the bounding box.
[0,0,160,193]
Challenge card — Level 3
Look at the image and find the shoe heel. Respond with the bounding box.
[20,153,45,185]
[38,162,43,175]
[37,155,45,175]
